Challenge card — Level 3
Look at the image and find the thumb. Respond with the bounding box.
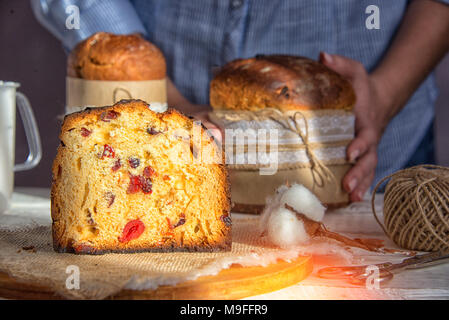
[319,52,364,80]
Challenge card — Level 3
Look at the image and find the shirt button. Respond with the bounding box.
[230,0,243,9]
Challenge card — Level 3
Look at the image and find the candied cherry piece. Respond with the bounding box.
[127,174,142,194]
[100,110,119,122]
[102,144,115,159]
[119,219,145,243]
[111,159,122,171]
[128,157,140,168]
[81,128,92,137]
[143,166,157,178]
[127,174,152,194]
[140,176,153,194]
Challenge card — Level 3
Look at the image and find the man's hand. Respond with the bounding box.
[320,1,449,202]
[320,52,392,202]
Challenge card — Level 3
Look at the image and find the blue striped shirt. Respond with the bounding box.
[32,0,449,186]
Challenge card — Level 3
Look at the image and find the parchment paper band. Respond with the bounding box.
[211,108,354,210]
[228,156,350,171]
[66,77,167,114]
[230,140,352,154]
[230,164,352,209]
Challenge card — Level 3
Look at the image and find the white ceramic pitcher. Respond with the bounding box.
[0,81,41,213]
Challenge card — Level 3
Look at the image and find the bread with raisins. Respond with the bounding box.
[51,99,231,254]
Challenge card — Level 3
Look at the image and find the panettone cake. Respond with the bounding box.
[51,99,230,254]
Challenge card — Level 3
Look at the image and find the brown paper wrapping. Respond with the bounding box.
[66,77,167,114]
[230,164,352,214]
[210,109,354,213]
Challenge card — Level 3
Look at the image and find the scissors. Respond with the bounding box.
[317,251,449,286]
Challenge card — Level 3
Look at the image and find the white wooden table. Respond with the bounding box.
[2,188,449,300]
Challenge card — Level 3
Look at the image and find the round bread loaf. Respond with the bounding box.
[67,32,166,80]
[210,55,356,112]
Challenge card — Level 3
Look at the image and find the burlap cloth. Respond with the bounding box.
[0,213,354,300]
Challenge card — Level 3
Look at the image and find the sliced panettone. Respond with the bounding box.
[51,99,230,254]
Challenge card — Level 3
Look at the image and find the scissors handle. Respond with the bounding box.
[317,262,393,279]
[348,269,394,286]
[317,266,364,279]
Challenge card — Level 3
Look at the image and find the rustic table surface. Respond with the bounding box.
[1,187,448,300]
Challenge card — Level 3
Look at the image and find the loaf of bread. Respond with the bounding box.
[209,55,356,214]
[51,99,231,254]
[210,55,355,112]
[67,32,166,80]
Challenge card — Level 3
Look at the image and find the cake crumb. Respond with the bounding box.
[22,245,37,253]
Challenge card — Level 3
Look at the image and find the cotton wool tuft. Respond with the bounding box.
[279,184,326,222]
[266,207,309,248]
[259,183,326,248]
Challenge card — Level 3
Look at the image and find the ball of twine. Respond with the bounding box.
[372,165,449,252]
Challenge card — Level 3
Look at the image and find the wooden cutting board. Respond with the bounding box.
[0,255,312,300]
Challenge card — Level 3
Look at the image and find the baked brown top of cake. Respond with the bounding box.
[67,32,166,81]
[210,55,356,112]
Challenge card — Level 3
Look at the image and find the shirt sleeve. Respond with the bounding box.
[31,0,147,50]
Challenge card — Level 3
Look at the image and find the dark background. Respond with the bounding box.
[1,1,448,188]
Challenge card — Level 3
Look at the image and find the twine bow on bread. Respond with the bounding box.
[261,108,338,190]
[113,87,133,103]
[210,108,345,191]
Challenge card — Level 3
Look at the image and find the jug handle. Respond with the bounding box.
[14,92,42,172]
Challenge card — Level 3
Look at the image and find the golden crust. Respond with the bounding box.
[67,32,166,80]
[52,99,231,254]
[210,55,356,112]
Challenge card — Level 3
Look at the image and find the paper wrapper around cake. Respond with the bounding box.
[66,77,167,114]
[65,32,168,114]
[210,109,354,213]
